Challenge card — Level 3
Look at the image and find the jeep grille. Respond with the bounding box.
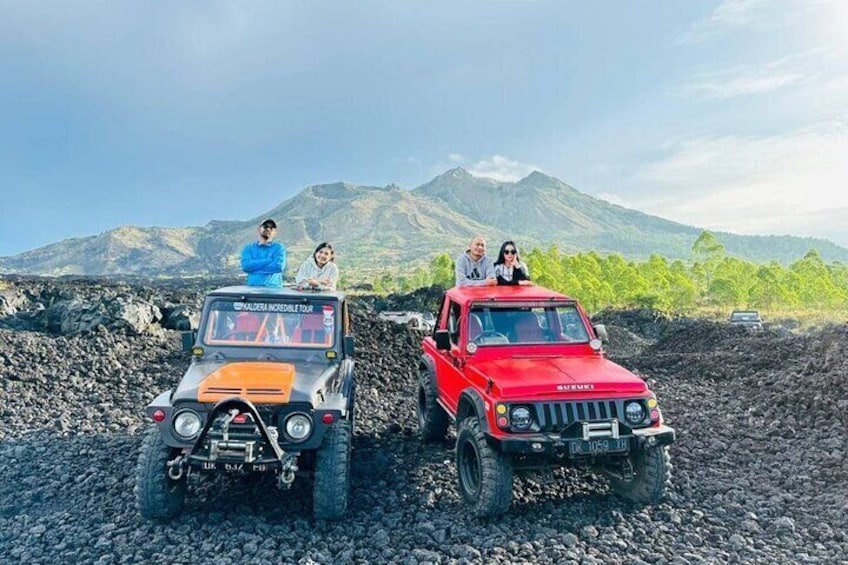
[534,400,623,432]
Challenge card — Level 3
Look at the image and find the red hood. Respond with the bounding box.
[470,355,647,398]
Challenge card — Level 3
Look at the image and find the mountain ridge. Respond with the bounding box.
[2,168,846,276]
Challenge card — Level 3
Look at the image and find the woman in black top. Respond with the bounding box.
[494,240,532,285]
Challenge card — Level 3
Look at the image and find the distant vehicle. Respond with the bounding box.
[135,285,356,521]
[378,310,435,332]
[417,285,675,517]
[729,310,764,331]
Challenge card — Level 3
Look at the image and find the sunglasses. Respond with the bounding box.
[504,249,517,255]
[261,225,276,230]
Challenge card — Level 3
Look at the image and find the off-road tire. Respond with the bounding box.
[313,420,352,520]
[609,446,671,504]
[417,366,449,441]
[135,427,186,520]
[455,417,513,518]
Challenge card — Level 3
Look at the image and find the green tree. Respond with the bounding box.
[691,231,726,292]
[429,252,454,288]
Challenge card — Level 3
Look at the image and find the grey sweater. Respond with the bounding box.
[455,252,495,287]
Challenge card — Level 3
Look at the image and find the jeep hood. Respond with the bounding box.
[172,359,340,405]
[470,356,647,398]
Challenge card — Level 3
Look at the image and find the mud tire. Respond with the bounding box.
[313,420,352,520]
[417,366,449,441]
[455,417,513,518]
[609,446,671,504]
[135,427,186,521]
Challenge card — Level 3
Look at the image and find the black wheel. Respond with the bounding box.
[455,418,513,518]
[417,366,449,441]
[609,446,671,504]
[313,420,352,520]
[135,427,186,521]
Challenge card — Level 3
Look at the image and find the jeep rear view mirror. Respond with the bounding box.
[593,324,609,343]
[180,331,197,352]
[344,335,355,358]
[434,330,451,350]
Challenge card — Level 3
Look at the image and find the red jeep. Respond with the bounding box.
[417,285,675,517]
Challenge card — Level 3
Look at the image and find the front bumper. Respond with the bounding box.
[491,424,676,458]
[179,397,340,473]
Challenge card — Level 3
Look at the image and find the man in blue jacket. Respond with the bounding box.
[241,219,286,287]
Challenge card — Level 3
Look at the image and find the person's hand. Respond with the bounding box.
[486,278,497,286]
[308,278,319,287]
[518,280,533,286]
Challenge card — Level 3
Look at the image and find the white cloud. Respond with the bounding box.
[629,118,848,245]
[466,155,539,182]
[679,0,792,44]
[676,59,807,100]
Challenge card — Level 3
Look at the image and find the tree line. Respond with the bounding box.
[364,231,848,318]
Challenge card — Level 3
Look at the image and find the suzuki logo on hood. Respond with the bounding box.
[556,384,595,391]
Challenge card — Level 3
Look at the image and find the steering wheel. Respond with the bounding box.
[475,330,509,345]
[223,331,255,341]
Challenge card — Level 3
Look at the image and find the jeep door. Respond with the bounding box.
[429,298,465,415]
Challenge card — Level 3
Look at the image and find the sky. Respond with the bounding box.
[1,0,847,257]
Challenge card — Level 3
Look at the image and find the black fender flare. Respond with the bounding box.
[419,354,436,381]
[339,359,356,416]
[456,388,491,434]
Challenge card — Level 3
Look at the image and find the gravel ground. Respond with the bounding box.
[0,279,846,564]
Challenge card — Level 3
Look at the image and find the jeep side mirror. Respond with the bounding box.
[434,330,451,350]
[181,330,197,352]
[593,324,609,343]
[344,335,355,358]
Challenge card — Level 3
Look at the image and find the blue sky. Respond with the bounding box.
[1,0,847,257]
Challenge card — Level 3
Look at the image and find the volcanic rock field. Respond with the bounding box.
[0,278,846,564]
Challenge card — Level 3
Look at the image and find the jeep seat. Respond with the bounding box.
[292,314,330,344]
[231,313,261,341]
[513,312,544,343]
[469,313,509,345]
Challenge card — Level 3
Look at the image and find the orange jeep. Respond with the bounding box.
[135,285,355,520]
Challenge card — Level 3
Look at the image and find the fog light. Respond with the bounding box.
[152,409,166,423]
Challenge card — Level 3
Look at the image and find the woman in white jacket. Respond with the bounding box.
[295,242,339,290]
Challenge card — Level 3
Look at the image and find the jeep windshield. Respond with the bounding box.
[469,301,590,345]
[201,298,337,348]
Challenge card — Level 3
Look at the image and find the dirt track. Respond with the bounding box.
[0,279,846,564]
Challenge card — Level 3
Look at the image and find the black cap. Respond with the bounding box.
[260,219,277,229]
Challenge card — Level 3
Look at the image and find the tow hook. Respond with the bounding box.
[277,455,298,489]
[167,455,186,480]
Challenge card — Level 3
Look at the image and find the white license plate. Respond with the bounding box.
[568,438,629,455]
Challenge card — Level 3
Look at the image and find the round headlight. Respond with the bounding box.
[624,401,646,425]
[285,414,313,441]
[510,406,533,430]
[173,410,202,439]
